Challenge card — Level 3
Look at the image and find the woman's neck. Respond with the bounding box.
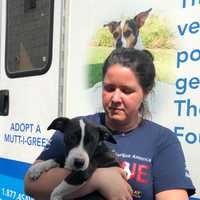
[105,116,142,133]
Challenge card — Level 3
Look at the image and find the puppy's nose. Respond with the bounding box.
[74,158,85,169]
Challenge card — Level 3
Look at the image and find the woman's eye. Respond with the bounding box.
[121,87,134,94]
[103,84,115,92]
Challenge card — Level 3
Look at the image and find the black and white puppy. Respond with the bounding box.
[27,117,119,200]
[104,8,152,49]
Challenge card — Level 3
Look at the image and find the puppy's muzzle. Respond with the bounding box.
[73,158,85,169]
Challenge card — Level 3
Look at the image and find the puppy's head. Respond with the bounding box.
[104,8,152,48]
[47,117,116,171]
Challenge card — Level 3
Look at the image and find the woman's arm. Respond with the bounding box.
[156,189,188,200]
[24,160,71,200]
[68,167,133,200]
[25,161,132,200]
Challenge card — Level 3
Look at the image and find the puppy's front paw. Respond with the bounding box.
[27,165,44,180]
[27,159,59,181]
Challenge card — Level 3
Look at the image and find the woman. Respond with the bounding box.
[24,48,195,200]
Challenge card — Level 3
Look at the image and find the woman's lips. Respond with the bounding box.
[109,107,124,112]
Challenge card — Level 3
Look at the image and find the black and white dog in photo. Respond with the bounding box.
[27,117,119,200]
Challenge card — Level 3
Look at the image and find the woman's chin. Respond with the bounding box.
[108,113,125,122]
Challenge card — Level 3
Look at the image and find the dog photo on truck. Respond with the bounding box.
[86,8,177,88]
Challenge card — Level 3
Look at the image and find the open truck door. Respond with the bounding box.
[0,0,63,198]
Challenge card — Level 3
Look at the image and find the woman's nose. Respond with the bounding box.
[112,89,122,102]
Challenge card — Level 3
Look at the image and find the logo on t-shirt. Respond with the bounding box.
[120,160,151,184]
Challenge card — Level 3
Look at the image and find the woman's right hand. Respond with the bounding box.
[92,167,133,200]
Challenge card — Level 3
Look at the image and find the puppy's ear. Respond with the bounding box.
[134,8,152,29]
[47,117,70,132]
[98,125,117,144]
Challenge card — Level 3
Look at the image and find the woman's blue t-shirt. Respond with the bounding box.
[38,113,195,199]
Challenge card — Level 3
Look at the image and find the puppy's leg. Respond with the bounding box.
[51,169,92,200]
[27,159,59,180]
[50,180,84,200]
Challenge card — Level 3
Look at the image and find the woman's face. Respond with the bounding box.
[103,64,145,129]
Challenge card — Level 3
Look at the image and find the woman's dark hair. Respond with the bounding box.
[102,48,156,118]
[103,48,155,94]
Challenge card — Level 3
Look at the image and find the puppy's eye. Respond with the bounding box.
[69,134,76,140]
[84,135,90,144]
[123,30,132,38]
[66,133,78,143]
[113,32,120,39]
